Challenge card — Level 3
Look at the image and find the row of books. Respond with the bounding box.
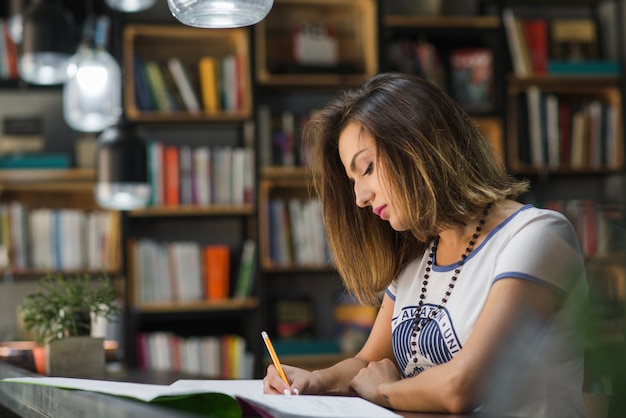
[516,91,620,171]
[388,39,496,114]
[257,106,312,168]
[266,198,331,267]
[135,332,254,379]
[503,9,619,76]
[543,200,624,258]
[130,238,256,304]
[0,202,120,271]
[0,19,18,81]
[134,54,245,114]
[147,143,254,207]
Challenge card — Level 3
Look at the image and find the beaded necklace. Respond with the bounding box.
[408,203,492,377]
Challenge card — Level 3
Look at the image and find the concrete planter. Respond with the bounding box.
[45,336,105,379]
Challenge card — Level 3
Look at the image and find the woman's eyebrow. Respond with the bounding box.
[349,149,368,173]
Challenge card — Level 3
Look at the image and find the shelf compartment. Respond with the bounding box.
[123,24,252,121]
[255,0,378,87]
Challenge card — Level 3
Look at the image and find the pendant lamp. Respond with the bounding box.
[167,0,274,28]
[19,0,77,85]
[64,16,122,132]
[95,119,151,210]
[104,0,157,13]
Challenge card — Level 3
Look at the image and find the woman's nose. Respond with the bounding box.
[354,183,372,208]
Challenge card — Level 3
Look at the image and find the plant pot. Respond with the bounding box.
[45,336,106,379]
[32,345,46,375]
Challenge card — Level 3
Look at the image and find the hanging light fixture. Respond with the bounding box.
[167,0,274,28]
[104,0,157,13]
[7,0,24,44]
[95,119,151,211]
[64,16,122,132]
[19,0,77,85]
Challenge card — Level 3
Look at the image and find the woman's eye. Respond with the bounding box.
[363,162,373,176]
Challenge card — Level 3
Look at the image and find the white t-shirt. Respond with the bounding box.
[386,205,587,417]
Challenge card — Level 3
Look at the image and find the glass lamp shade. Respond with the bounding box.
[167,0,274,28]
[19,0,76,85]
[95,120,151,210]
[105,0,157,13]
[63,47,122,132]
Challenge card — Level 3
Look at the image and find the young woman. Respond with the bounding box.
[262,72,588,417]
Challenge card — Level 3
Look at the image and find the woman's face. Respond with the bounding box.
[338,123,409,231]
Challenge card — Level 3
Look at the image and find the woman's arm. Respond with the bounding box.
[353,277,561,414]
[263,294,396,395]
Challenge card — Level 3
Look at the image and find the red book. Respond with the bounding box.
[163,146,180,206]
[3,23,19,79]
[203,245,230,300]
[522,19,548,74]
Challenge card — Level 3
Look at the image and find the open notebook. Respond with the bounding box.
[1,377,401,418]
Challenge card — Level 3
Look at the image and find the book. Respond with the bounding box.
[525,86,545,169]
[448,47,495,113]
[133,56,155,111]
[502,8,531,77]
[521,18,548,74]
[0,377,402,418]
[551,18,598,61]
[2,19,18,79]
[167,57,201,113]
[234,239,256,299]
[0,154,70,169]
[163,146,180,206]
[178,145,193,205]
[144,60,172,111]
[198,56,220,113]
[1,116,44,155]
[547,60,620,75]
[203,244,230,300]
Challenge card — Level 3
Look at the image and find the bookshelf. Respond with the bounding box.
[498,0,626,396]
[119,22,261,377]
[254,0,378,369]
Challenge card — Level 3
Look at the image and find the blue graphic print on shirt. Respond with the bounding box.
[391,304,463,377]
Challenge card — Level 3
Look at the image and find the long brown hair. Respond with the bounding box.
[303,72,528,306]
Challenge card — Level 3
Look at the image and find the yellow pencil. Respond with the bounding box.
[261,331,290,385]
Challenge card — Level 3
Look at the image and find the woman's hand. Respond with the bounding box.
[350,358,401,405]
[262,364,322,395]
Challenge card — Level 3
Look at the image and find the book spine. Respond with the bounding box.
[167,57,202,113]
[204,245,230,300]
[198,56,219,113]
[163,146,180,206]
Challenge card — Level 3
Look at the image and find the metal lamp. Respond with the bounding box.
[19,0,77,85]
[166,0,274,28]
[95,119,151,210]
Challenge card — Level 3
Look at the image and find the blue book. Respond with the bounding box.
[547,60,621,75]
[0,154,70,169]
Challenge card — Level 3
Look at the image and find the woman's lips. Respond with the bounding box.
[373,205,387,218]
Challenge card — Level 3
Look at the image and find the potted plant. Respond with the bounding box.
[20,272,120,378]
